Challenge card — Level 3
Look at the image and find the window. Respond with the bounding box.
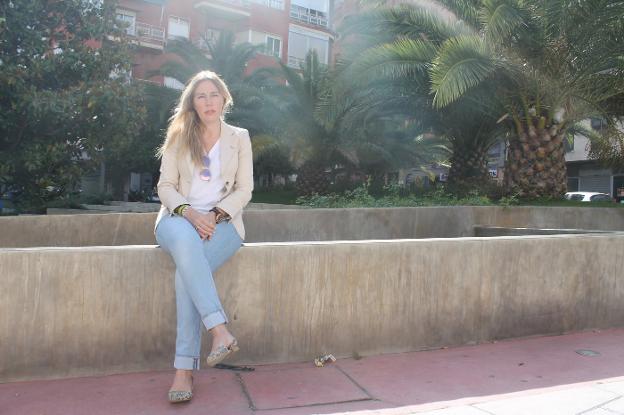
[487,142,502,157]
[116,9,136,36]
[249,31,282,58]
[288,26,329,67]
[197,28,222,50]
[168,16,190,40]
[590,117,607,131]
[590,194,612,202]
[567,193,584,201]
[265,36,281,57]
[567,177,580,192]
[164,77,185,90]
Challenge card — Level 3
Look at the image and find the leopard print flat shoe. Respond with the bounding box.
[168,375,193,403]
[168,390,192,403]
[206,339,239,367]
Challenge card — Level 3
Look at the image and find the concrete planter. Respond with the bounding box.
[1,206,623,382]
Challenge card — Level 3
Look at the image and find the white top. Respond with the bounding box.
[187,140,225,214]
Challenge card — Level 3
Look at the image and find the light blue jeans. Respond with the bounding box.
[155,215,243,370]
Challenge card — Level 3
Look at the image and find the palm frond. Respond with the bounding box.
[430,35,496,108]
[480,0,530,44]
[340,38,436,88]
[436,0,482,29]
[585,122,624,170]
[163,38,210,72]
[148,61,193,84]
[339,4,471,45]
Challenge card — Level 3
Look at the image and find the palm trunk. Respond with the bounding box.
[504,120,567,198]
[446,145,490,196]
[295,161,329,196]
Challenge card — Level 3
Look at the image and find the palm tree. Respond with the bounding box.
[425,0,624,198]
[157,31,259,85]
[258,50,449,195]
[274,51,350,195]
[338,5,506,194]
[341,1,624,198]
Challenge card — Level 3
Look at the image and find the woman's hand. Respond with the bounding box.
[184,208,217,240]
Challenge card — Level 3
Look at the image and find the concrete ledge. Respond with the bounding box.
[3,206,624,248]
[473,226,614,237]
[2,233,624,382]
[45,202,301,215]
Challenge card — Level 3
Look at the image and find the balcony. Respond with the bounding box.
[112,20,165,50]
[287,55,304,68]
[290,4,328,27]
[134,22,165,49]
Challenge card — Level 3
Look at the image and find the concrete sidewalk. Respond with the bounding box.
[2,329,624,415]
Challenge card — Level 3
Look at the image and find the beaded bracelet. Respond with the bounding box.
[174,204,190,216]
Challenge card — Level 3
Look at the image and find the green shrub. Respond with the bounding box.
[296,184,497,208]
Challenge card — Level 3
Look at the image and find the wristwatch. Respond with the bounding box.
[209,207,230,224]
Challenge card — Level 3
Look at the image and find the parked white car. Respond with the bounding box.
[564,192,614,202]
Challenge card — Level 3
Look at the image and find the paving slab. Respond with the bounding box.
[581,409,618,415]
[600,396,624,414]
[241,365,370,410]
[473,386,617,415]
[596,381,624,396]
[258,399,393,415]
[399,407,489,415]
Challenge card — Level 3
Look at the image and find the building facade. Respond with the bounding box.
[114,0,336,89]
[101,0,337,196]
[565,120,624,200]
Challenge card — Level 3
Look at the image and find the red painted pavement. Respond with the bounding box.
[2,329,624,415]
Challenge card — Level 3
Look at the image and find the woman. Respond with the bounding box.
[154,70,253,403]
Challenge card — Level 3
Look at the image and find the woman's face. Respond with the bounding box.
[192,80,224,125]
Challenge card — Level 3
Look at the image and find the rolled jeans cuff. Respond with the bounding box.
[203,310,228,331]
[174,355,200,370]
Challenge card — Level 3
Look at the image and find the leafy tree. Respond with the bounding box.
[0,0,146,211]
[102,81,178,198]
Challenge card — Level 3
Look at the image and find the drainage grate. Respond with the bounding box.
[575,349,601,357]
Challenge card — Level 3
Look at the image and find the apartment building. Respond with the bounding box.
[100,0,336,196]
[565,120,624,200]
[114,0,336,88]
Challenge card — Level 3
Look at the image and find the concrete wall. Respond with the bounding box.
[2,206,624,247]
[473,226,613,237]
[2,233,624,382]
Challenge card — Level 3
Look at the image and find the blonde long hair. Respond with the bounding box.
[157,71,233,166]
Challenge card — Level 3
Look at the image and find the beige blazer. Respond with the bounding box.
[154,119,254,240]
